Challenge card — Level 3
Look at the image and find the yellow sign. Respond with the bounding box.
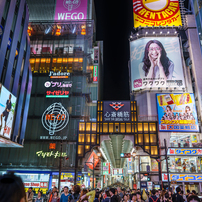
[133,0,182,27]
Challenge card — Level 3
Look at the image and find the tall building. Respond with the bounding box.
[0,0,31,147]
[0,0,101,192]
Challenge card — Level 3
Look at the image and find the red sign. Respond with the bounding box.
[24,182,48,188]
[133,184,137,189]
[86,151,99,170]
[49,143,56,149]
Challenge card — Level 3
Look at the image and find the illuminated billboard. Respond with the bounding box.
[130,37,185,91]
[133,0,182,27]
[0,84,16,139]
[54,0,88,21]
[103,101,131,122]
[156,93,199,132]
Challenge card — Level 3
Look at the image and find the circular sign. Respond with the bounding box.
[63,0,81,11]
[41,103,69,135]
[44,81,51,88]
[143,0,168,11]
[77,177,81,181]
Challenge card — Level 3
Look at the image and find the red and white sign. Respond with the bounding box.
[24,182,48,188]
[86,151,99,170]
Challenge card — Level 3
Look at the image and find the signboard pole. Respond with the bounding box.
[58,140,62,190]
[164,139,170,188]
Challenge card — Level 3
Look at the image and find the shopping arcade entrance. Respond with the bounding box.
[75,101,160,187]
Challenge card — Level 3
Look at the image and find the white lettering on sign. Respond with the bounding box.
[49,71,70,77]
[58,12,84,20]
[24,182,48,188]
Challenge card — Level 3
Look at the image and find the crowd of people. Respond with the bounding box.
[0,172,201,202]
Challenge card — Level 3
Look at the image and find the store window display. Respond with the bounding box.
[170,134,200,147]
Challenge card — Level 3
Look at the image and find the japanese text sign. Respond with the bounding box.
[156,93,199,132]
[103,101,131,122]
[168,148,202,155]
[130,37,185,91]
[162,173,202,182]
[133,0,182,28]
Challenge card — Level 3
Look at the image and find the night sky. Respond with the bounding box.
[94,0,133,100]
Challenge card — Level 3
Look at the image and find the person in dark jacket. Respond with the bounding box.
[103,191,111,202]
[109,188,118,202]
[149,189,160,202]
[172,187,184,202]
[68,185,81,202]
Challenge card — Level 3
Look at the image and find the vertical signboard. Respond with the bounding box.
[0,84,17,139]
[103,162,110,175]
[94,47,99,65]
[127,158,133,174]
[103,101,131,122]
[156,93,199,132]
[54,0,88,21]
[133,0,182,27]
[93,66,98,82]
[130,37,185,91]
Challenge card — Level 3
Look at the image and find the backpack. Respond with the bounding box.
[150,196,159,202]
[70,194,80,202]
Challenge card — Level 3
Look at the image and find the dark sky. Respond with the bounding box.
[94,0,133,100]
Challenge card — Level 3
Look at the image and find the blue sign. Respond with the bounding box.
[141,182,147,188]
[156,93,199,132]
[77,177,81,181]
[162,174,202,182]
[7,38,12,49]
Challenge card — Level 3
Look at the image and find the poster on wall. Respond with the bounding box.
[156,93,199,132]
[130,37,185,91]
[54,0,88,21]
[133,0,182,27]
[151,159,159,171]
[0,84,16,139]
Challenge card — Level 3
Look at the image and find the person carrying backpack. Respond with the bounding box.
[149,190,160,202]
[172,187,184,202]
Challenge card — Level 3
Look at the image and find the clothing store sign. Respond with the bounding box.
[103,101,131,122]
[168,148,202,155]
[41,103,69,135]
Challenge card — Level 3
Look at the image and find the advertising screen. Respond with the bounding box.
[0,84,16,139]
[103,101,131,122]
[133,0,182,27]
[130,37,185,91]
[156,93,199,132]
[54,0,88,21]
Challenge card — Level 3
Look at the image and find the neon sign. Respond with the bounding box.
[36,150,67,158]
[46,90,69,98]
[45,81,72,88]
[49,71,70,79]
[168,148,202,155]
[93,66,98,82]
[162,173,202,182]
[41,103,69,135]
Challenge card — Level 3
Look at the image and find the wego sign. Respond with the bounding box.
[133,0,182,27]
[55,0,88,21]
[41,103,69,135]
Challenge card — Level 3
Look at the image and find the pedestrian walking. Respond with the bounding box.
[110,188,119,202]
[149,189,160,202]
[172,187,184,202]
[26,187,34,202]
[60,186,70,202]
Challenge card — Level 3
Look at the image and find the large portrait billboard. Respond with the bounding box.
[156,93,199,132]
[0,84,16,139]
[133,0,182,27]
[54,0,88,21]
[130,37,185,91]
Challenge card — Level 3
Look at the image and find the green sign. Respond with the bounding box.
[36,150,67,158]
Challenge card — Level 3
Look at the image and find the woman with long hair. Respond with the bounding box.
[140,40,174,81]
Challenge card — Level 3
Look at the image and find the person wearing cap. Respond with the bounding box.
[60,186,70,202]
[26,187,34,202]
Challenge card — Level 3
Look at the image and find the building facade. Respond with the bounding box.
[0,0,101,193]
[0,0,32,147]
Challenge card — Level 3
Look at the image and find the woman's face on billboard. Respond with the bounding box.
[148,43,162,59]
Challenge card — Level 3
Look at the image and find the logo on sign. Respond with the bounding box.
[41,103,69,135]
[63,0,81,11]
[109,102,124,111]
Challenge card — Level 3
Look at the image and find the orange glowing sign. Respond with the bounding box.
[133,0,182,27]
[49,143,56,149]
[46,114,66,121]
[86,151,99,170]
